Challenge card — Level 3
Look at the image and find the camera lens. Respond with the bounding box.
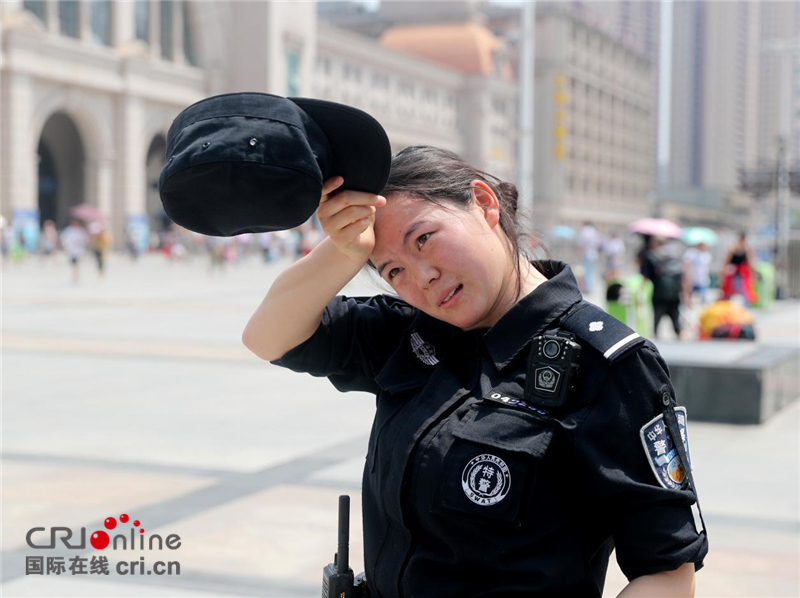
[543,339,561,359]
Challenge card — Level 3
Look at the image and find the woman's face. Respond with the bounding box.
[370,181,515,330]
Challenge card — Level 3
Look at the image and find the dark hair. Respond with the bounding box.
[367,145,548,299]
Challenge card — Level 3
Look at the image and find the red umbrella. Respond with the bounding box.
[627,218,681,239]
[69,203,106,222]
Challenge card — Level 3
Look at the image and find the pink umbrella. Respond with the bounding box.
[627,218,681,239]
[69,203,106,222]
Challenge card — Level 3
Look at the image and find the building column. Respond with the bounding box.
[172,0,185,63]
[111,1,134,48]
[0,0,23,20]
[46,0,59,34]
[148,0,161,59]
[0,21,4,220]
[95,157,114,221]
[5,73,38,232]
[78,0,90,42]
[461,75,491,171]
[116,95,147,249]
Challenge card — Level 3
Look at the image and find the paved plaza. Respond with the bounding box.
[2,252,799,597]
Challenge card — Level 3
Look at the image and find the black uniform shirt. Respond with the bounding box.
[271,260,708,598]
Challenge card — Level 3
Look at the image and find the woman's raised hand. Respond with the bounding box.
[317,176,386,263]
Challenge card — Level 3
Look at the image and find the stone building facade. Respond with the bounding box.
[0,0,517,249]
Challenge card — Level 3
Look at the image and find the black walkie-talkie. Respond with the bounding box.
[322,495,355,598]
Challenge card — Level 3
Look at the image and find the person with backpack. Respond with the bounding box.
[639,236,687,339]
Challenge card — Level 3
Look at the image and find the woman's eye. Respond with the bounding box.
[388,267,401,280]
[417,233,431,249]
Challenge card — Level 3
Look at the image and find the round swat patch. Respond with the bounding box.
[461,454,511,506]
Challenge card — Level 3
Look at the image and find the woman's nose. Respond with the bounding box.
[412,263,439,289]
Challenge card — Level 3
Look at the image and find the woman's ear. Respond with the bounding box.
[470,180,500,228]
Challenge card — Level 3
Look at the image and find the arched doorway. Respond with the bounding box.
[37,112,86,229]
[145,135,169,232]
[37,141,57,226]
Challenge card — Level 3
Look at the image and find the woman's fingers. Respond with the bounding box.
[315,177,385,258]
[325,204,376,233]
[318,190,384,221]
[320,176,344,202]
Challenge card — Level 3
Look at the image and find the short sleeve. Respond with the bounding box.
[572,344,708,580]
[269,294,416,394]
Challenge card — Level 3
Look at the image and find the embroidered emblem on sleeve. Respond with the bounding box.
[639,407,692,490]
[462,454,511,505]
[409,331,439,366]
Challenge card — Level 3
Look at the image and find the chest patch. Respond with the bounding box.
[639,406,691,490]
[461,454,511,506]
[409,331,439,366]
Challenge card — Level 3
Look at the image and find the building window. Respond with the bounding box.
[492,49,506,78]
[317,56,332,75]
[23,0,47,24]
[90,1,111,46]
[286,50,300,96]
[160,0,173,60]
[134,0,149,42]
[371,71,389,90]
[183,1,197,65]
[398,80,415,97]
[343,63,362,83]
[59,1,79,38]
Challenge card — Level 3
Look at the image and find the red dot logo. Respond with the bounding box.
[140,529,145,534]
[133,520,140,527]
[104,517,117,530]
[90,531,109,550]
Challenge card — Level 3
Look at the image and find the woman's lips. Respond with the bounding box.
[440,284,463,308]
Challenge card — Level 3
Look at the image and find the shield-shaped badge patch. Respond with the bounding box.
[639,406,692,490]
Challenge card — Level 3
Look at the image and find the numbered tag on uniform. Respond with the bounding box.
[639,406,692,490]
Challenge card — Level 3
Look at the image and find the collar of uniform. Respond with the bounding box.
[482,260,583,371]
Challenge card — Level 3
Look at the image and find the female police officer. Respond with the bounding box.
[243,145,707,597]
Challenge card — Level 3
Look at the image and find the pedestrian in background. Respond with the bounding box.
[88,221,113,277]
[721,232,757,306]
[602,231,625,283]
[640,236,686,339]
[258,232,277,262]
[683,242,712,308]
[59,218,89,284]
[39,220,59,259]
[577,221,601,294]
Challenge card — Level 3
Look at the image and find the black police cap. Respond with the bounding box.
[158,92,391,236]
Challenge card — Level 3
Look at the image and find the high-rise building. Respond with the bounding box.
[324,1,660,233]
[668,1,761,190]
[758,1,800,166]
[564,0,660,61]
[530,4,656,234]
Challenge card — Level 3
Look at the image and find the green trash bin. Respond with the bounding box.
[605,275,653,338]
[753,262,775,309]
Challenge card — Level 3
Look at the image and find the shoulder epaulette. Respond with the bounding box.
[558,300,646,363]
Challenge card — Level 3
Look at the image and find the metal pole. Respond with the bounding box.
[776,45,793,299]
[777,137,790,298]
[518,0,536,229]
[761,38,800,299]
